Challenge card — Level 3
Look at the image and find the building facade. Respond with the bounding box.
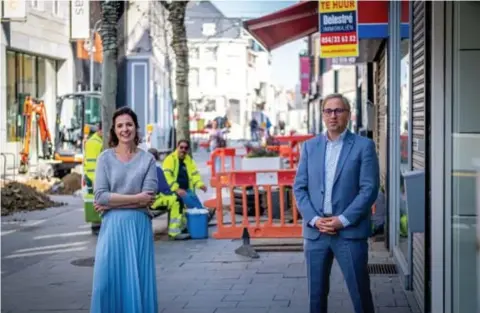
[357,3,479,312]
[186,1,271,139]
[117,0,174,151]
[242,1,480,312]
[0,0,174,175]
[427,2,479,313]
[0,1,75,172]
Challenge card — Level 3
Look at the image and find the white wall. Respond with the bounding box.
[0,1,74,171]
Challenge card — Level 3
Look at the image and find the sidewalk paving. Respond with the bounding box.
[1,150,419,313]
[2,235,419,313]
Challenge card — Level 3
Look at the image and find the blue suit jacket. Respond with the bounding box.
[293,131,380,240]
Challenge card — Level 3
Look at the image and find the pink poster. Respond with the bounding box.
[299,56,310,94]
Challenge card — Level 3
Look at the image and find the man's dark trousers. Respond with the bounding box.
[304,235,374,313]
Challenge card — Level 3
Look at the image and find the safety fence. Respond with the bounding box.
[203,135,312,257]
[207,147,248,187]
[206,134,314,181]
[268,134,314,168]
[190,130,209,150]
[211,169,302,240]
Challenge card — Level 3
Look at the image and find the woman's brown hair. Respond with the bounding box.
[108,107,141,147]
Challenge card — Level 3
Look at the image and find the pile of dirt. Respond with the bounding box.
[48,172,82,195]
[1,182,63,216]
[24,178,59,193]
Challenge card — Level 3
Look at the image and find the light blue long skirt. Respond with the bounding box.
[90,209,158,313]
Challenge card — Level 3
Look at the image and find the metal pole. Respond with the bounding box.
[388,1,401,252]
[90,20,102,92]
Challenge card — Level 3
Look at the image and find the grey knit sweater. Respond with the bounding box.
[94,148,158,216]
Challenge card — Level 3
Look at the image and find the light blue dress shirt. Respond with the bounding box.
[309,129,351,229]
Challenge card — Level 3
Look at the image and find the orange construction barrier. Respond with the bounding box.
[207,148,237,187]
[265,145,299,168]
[190,130,209,149]
[212,169,301,240]
[207,147,249,187]
[271,134,314,168]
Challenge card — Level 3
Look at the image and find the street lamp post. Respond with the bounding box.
[89,19,102,92]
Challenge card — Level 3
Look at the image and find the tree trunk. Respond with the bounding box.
[99,1,120,149]
[166,2,190,144]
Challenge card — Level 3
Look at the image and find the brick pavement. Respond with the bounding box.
[2,236,419,313]
[1,150,419,313]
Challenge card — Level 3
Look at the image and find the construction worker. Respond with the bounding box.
[162,140,207,240]
[84,122,103,235]
[148,147,180,216]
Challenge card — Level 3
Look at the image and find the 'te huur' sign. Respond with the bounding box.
[318,0,359,58]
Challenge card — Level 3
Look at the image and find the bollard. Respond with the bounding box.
[234,228,259,259]
[0,153,16,181]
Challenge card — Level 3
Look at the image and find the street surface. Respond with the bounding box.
[1,149,420,313]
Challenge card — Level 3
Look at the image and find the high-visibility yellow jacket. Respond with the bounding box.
[84,132,103,184]
[162,150,204,192]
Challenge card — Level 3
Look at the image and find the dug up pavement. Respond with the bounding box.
[1,151,420,313]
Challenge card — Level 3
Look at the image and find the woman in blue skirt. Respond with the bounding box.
[91,107,159,313]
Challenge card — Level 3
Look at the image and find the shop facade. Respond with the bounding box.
[428,2,479,313]
[0,1,75,168]
[244,1,479,313]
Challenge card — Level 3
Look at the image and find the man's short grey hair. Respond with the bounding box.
[321,93,351,111]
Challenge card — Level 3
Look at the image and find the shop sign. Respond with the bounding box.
[332,57,357,65]
[299,56,310,95]
[318,0,359,58]
[70,0,90,39]
[2,0,26,20]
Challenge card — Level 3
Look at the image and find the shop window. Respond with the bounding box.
[37,58,46,99]
[450,2,480,311]
[397,39,410,259]
[6,51,18,142]
[6,51,55,142]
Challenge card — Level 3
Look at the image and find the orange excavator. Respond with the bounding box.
[18,96,53,174]
[18,91,102,177]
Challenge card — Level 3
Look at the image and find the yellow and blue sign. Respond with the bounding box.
[318,0,359,58]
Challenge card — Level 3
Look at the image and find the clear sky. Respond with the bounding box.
[211,0,306,90]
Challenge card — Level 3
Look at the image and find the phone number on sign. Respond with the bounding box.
[321,34,357,45]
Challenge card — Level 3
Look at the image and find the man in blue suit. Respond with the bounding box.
[293,93,380,313]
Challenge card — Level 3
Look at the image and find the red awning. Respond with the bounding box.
[244,1,410,51]
[243,1,318,51]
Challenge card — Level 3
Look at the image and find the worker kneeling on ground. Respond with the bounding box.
[155,140,207,240]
